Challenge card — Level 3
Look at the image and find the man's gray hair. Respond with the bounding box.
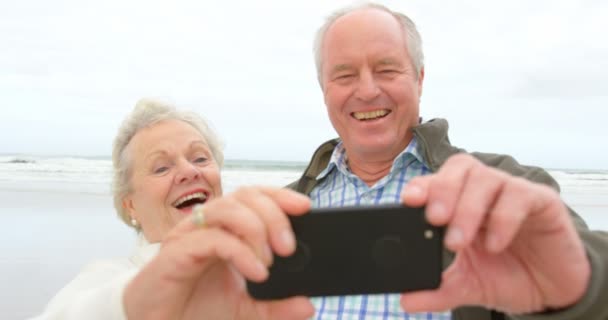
[313,2,424,85]
[111,98,224,229]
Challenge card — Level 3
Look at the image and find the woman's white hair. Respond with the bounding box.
[313,2,424,85]
[111,98,224,229]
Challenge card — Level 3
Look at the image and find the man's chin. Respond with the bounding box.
[350,143,393,157]
[346,137,408,159]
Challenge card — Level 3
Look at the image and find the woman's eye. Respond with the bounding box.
[193,157,207,163]
[153,166,169,174]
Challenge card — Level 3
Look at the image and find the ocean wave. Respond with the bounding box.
[223,159,306,172]
[0,156,36,164]
[1,155,606,191]
[548,170,608,183]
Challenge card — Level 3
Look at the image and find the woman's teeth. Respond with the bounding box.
[173,192,207,207]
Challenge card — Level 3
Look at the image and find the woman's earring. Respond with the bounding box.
[131,218,139,227]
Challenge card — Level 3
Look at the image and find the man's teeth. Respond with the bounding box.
[173,192,207,207]
[353,110,389,120]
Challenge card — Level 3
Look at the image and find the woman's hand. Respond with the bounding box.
[123,187,315,320]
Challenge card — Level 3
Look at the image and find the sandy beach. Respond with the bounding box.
[0,183,135,320]
[1,167,606,319]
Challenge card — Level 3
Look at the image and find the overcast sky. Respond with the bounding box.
[1,0,607,170]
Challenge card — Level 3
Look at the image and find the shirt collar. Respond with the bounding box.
[315,136,426,180]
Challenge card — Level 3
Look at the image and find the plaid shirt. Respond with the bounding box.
[309,137,451,320]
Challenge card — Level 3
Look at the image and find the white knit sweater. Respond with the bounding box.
[30,236,160,320]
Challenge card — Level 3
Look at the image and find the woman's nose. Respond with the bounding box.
[175,160,200,184]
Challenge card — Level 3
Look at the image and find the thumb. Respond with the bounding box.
[260,187,312,216]
[400,254,481,313]
[260,296,315,319]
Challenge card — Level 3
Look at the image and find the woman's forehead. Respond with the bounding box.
[130,120,209,157]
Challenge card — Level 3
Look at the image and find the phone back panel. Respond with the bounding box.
[247,204,444,300]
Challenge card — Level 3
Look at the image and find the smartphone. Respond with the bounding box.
[246,204,444,300]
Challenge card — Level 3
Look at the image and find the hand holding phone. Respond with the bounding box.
[247,204,444,300]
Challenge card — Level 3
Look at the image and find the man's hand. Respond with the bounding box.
[400,154,591,314]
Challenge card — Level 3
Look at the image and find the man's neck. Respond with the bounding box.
[342,135,414,187]
[347,156,394,187]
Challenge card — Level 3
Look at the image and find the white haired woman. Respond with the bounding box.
[33,99,314,320]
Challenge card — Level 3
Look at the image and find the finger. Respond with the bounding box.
[401,176,430,208]
[446,165,506,250]
[400,253,480,312]
[400,287,456,313]
[204,197,274,264]
[425,154,477,226]
[163,204,213,241]
[257,296,315,320]
[160,228,268,283]
[484,178,546,253]
[234,187,310,257]
[164,187,310,262]
[260,188,311,256]
[164,198,272,265]
[224,186,313,260]
[257,187,312,216]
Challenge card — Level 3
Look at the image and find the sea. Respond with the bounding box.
[0,155,606,319]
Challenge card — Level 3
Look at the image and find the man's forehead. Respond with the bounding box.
[322,19,407,64]
[329,8,399,32]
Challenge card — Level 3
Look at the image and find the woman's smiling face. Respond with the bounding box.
[123,119,222,242]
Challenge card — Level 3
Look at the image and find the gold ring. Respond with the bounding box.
[192,205,206,228]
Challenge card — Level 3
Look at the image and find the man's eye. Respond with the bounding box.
[336,74,354,80]
[154,166,169,174]
[379,69,397,74]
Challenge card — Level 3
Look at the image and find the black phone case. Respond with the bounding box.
[247,204,444,300]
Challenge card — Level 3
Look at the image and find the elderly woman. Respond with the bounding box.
[34,99,314,320]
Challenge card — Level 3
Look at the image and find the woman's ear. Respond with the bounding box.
[122,196,137,220]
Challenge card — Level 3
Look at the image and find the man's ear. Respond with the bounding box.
[418,66,425,97]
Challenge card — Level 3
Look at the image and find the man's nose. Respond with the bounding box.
[175,160,200,184]
[355,71,381,101]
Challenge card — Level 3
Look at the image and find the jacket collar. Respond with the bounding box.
[411,118,463,172]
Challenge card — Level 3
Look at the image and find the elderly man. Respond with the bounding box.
[289,3,608,320]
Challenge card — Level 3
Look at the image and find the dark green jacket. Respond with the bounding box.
[287,118,608,320]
